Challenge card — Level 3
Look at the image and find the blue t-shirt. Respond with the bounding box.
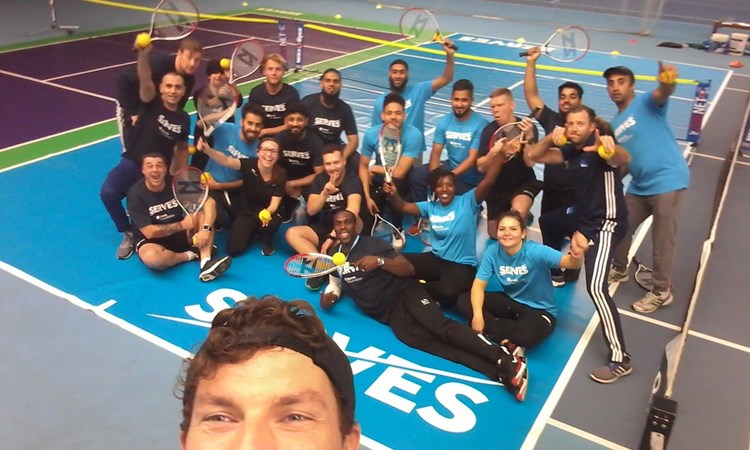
[371,80,434,133]
[433,111,488,186]
[416,188,481,266]
[611,91,689,196]
[360,124,425,163]
[205,123,258,183]
[476,240,562,316]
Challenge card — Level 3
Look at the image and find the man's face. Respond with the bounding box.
[451,89,473,118]
[160,73,186,107]
[323,151,345,180]
[388,64,408,92]
[285,113,308,137]
[263,59,285,87]
[606,74,635,105]
[320,72,342,99]
[180,347,360,450]
[565,110,596,145]
[489,93,515,125]
[175,49,202,75]
[241,113,263,142]
[141,156,167,189]
[380,102,405,129]
[333,212,357,244]
[558,87,581,114]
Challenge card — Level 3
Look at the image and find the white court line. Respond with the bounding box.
[687,330,750,354]
[0,134,117,173]
[548,419,630,449]
[0,69,115,102]
[0,117,112,153]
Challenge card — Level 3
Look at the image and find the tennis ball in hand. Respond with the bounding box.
[219,58,230,70]
[200,172,212,183]
[598,145,615,159]
[554,134,567,146]
[188,145,197,155]
[332,252,346,266]
[258,209,272,222]
[658,71,676,84]
[135,32,151,49]
[192,234,198,245]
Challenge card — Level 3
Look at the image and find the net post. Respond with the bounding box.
[686,80,711,145]
[294,22,304,73]
[278,20,288,64]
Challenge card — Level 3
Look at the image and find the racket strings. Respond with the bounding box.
[173,170,207,214]
[231,41,264,82]
[287,255,336,276]
[152,0,198,39]
[379,125,401,168]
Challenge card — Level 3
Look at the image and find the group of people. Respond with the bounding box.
[101,34,689,403]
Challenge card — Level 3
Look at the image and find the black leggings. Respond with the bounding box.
[387,283,503,381]
[226,210,281,256]
[456,291,556,348]
[404,252,476,307]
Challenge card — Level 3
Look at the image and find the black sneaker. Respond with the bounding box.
[305,275,326,291]
[261,240,275,256]
[199,255,232,282]
[552,273,565,287]
[498,346,528,402]
[279,199,300,224]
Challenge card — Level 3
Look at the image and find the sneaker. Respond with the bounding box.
[391,229,405,251]
[261,240,275,256]
[407,218,429,236]
[589,361,632,384]
[305,275,326,291]
[499,354,528,401]
[504,341,526,358]
[199,255,232,282]
[116,231,134,260]
[607,266,629,284]
[552,273,565,287]
[279,199,300,224]
[632,289,673,314]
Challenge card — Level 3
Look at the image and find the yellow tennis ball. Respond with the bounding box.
[334,13,342,19]
[192,234,198,245]
[200,172,212,183]
[135,32,151,49]
[332,252,346,266]
[598,144,615,159]
[554,134,567,146]
[516,37,526,43]
[658,71,676,84]
[376,3,383,8]
[241,1,248,6]
[219,58,230,70]
[188,145,196,155]
[610,50,621,55]
[258,209,271,222]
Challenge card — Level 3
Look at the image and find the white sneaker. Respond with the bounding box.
[391,229,405,251]
[632,289,673,314]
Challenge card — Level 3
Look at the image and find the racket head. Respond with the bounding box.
[371,214,405,252]
[378,123,402,180]
[489,121,525,161]
[229,39,265,83]
[284,253,339,278]
[633,258,655,291]
[399,8,442,45]
[172,166,208,215]
[149,0,199,41]
[196,85,238,137]
[542,26,590,63]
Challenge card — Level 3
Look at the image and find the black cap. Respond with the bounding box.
[603,66,635,81]
[206,59,224,76]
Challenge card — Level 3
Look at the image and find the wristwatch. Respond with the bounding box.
[201,224,213,232]
[376,257,385,267]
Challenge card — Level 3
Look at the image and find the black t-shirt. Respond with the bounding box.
[248,83,300,129]
[309,171,363,225]
[237,158,287,213]
[560,136,627,235]
[300,94,358,144]
[330,236,411,324]
[477,118,539,194]
[116,53,195,114]
[536,105,575,193]
[126,177,184,241]
[124,100,190,166]
[275,129,325,180]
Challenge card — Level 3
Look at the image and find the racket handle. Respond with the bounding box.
[448,42,459,51]
[519,51,530,58]
[385,172,392,184]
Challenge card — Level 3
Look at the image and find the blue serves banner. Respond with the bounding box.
[686,80,710,144]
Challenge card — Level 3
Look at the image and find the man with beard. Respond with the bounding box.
[526,105,633,384]
[410,79,488,205]
[248,53,300,137]
[476,88,540,240]
[198,104,265,228]
[301,68,360,173]
[275,103,325,223]
[102,40,191,260]
[370,39,456,134]
[524,46,584,286]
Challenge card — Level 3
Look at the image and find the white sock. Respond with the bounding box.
[200,257,210,268]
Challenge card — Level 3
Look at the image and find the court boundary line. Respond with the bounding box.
[0,68,115,102]
[548,418,630,449]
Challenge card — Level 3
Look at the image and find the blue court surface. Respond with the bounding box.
[0,27,730,450]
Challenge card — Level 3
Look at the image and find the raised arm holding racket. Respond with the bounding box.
[519,26,590,63]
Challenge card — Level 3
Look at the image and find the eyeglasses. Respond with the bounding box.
[258,147,278,154]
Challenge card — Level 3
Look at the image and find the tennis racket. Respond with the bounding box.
[146,0,199,42]
[519,26,590,63]
[371,213,406,252]
[633,257,655,291]
[172,166,209,217]
[399,8,458,51]
[201,39,264,137]
[378,123,402,183]
[284,253,346,278]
